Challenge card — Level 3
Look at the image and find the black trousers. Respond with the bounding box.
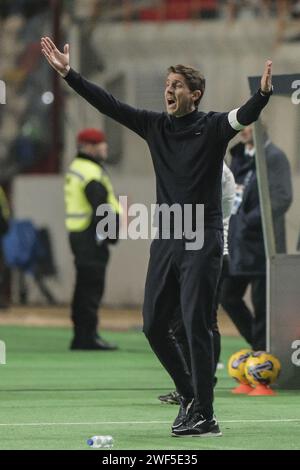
[220,276,266,350]
[69,229,109,341]
[169,255,229,376]
[143,229,223,417]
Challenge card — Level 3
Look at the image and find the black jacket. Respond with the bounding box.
[64,69,271,233]
[228,141,292,276]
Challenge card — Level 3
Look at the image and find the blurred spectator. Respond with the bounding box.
[291,0,300,17]
[0,1,58,176]
[0,0,48,19]
[221,125,292,350]
[2,219,58,305]
[227,0,263,19]
[0,186,10,309]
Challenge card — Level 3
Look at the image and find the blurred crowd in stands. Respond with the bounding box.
[0,0,48,19]
[0,0,299,182]
[68,1,300,22]
[1,1,300,22]
[0,0,64,184]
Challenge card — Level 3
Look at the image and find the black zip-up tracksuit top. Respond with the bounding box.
[64,69,270,231]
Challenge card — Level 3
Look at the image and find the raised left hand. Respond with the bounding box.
[261,60,272,94]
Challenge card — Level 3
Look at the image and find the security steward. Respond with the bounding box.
[65,128,121,350]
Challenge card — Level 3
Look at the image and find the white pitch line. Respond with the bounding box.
[222,418,300,423]
[0,418,300,427]
[0,421,170,427]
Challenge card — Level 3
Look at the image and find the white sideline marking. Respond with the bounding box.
[0,418,300,427]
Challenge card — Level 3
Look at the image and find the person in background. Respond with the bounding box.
[65,128,121,350]
[221,125,292,351]
[0,186,10,309]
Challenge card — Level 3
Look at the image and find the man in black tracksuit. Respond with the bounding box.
[41,36,272,437]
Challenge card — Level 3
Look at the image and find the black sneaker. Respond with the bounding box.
[70,336,118,351]
[172,397,194,431]
[158,391,181,405]
[172,412,222,437]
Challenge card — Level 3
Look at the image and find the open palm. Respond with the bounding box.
[261,60,272,94]
[41,37,70,77]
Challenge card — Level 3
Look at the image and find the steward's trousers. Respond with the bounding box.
[69,228,109,341]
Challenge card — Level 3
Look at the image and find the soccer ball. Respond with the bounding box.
[245,351,281,386]
[227,349,252,384]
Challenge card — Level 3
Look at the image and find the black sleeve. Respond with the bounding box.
[229,143,244,177]
[85,180,107,211]
[85,180,120,244]
[267,149,293,216]
[211,89,272,142]
[64,68,159,140]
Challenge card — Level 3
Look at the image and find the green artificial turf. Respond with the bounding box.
[0,326,300,450]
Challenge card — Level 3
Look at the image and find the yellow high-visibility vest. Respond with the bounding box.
[64,157,121,232]
[0,186,10,220]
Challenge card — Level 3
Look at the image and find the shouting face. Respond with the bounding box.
[165,73,201,117]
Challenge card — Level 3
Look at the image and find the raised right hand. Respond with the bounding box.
[41,36,70,77]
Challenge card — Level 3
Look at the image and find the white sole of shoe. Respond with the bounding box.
[171,431,222,438]
[159,400,179,405]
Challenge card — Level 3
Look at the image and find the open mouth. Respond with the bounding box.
[167,97,177,108]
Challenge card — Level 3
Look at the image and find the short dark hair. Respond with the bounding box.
[167,64,205,108]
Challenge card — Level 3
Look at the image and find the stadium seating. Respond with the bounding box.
[139,0,218,21]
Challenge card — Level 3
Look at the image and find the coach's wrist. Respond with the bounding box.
[61,65,71,78]
[259,86,273,97]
